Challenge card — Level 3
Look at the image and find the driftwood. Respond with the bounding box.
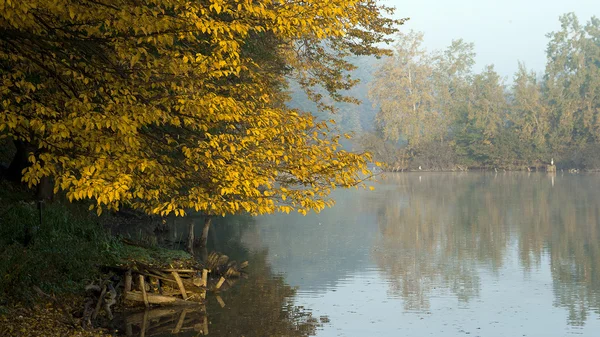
[215,277,226,290]
[81,277,118,327]
[125,291,199,306]
[93,251,249,313]
[139,275,149,307]
[171,272,187,300]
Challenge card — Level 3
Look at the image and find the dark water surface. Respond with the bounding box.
[124,172,600,336]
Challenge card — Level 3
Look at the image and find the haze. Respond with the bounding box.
[390,0,600,77]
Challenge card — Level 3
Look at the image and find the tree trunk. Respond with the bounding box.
[199,217,212,248]
[5,139,29,182]
[36,175,54,201]
[186,221,194,255]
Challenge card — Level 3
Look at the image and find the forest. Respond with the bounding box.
[303,13,600,172]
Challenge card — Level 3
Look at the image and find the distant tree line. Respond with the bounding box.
[363,13,600,171]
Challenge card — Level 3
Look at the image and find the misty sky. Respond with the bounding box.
[388,0,599,79]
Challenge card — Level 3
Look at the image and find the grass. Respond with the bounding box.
[0,180,196,304]
[0,182,118,303]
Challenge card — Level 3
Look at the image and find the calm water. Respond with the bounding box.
[122,172,600,336]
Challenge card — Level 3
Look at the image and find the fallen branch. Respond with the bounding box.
[33,286,78,328]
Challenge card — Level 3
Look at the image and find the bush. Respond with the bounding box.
[0,183,120,303]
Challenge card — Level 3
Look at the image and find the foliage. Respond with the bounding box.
[0,0,403,217]
[365,13,600,170]
[369,31,437,147]
[0,182,118,302]
[544,13,600,151]
[0,180,198,303]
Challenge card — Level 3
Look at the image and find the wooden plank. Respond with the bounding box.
[171,271,188,300]
[162,269,197,273]
[137,271,200,291]
[201,269,208,287]
[125,291,201,306]
[215,277,226,290]
[139,275,149,307]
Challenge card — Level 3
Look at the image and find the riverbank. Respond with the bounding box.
[380,164,595,173]
[0,180,202,336]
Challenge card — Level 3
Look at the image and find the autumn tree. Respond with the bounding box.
[544,13,600,155]
[431,39,475,143]
[453,65,508,165]
[369,31,439,149]
[507,62,549,163]
[0,0,403,241]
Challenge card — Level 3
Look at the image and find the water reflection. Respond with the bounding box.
[372,173,600,325]
[116,250,322,336]
[117,172,600,335]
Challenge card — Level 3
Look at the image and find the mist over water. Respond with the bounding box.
[234,172,600,336]
[129,172,600,336]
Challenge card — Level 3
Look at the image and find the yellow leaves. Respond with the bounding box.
[1,0,385,221]
[210,3,222,14]
[130,53,141,68]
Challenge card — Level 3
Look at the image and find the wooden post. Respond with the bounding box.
[187,221,195,255]
[201,269,208,287]
[124,269,132,297]
[200,217,212,247]
[139,275,149,307]
[171,271,188,300]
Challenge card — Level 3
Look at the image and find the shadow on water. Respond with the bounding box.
[113,216,324,336]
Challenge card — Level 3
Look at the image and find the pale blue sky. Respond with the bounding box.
[386,0,599,79]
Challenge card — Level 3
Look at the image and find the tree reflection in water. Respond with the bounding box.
[206,250,321,337]
[116,250,321,336]
[371,172,600,325]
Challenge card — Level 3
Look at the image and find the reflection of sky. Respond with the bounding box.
[247,189,384,293]
[241,173,600,336]
[296,249,600,337]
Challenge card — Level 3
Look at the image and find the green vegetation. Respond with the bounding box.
[363,13,600,171]
[0,181,111,302]
[0,180,196,304]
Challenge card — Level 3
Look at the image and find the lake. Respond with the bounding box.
[123,172,600,336]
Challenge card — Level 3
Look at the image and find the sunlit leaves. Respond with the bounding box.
[1,0,397,217]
